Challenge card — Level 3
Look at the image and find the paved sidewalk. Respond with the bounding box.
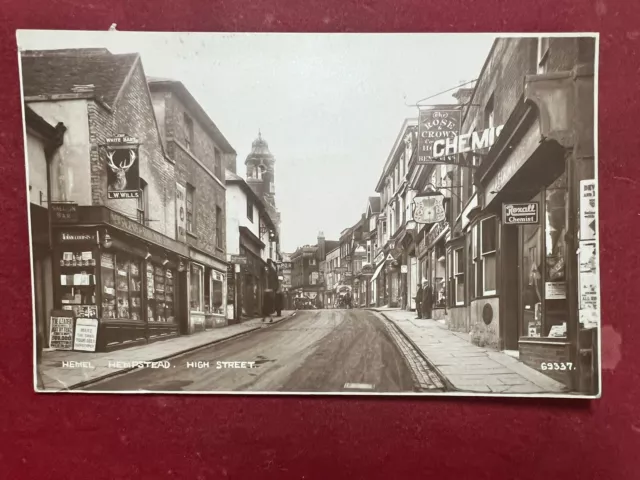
[37,311,296,391]
[373,309,568,394]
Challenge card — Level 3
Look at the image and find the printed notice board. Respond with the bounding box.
[49,310,75,350]
[73,318,99,352]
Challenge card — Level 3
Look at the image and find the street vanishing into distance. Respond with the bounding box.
[85,310,444,393]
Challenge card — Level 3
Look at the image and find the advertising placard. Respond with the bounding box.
[176,183,187,242]
[49,310,75,350]
[104,134,140,199]
[502,202,539,225]
[579,179,597,241]
[73,318,98,352]
[417,108,461,165]
[545,282,566,300]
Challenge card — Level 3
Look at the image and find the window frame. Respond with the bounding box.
[537,37,550,74]
[246,198,254,222]
[453,247,465,306]
[137,178,149,225]
[215,206,223,249]
[189,263,204,313]
[183,112,194,151]
[186,183,195,234]
[480,216,498,296]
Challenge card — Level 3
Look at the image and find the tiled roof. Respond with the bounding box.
[21,49,139,108]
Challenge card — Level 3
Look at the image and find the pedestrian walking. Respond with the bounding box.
[262,288,274,323]
[422,281,433,319]
[275,287,284,317]
[414,283,423,319]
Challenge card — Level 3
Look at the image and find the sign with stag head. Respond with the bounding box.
[104,134,141,200]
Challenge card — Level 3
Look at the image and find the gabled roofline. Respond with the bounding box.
[226,174,278,231]
[375,118,418,192]
[149,78,236,155]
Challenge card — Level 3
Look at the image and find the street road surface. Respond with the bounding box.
[85,309,443,393]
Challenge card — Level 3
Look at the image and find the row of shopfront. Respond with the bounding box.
[35,205,278,353]
[359,64,598,393]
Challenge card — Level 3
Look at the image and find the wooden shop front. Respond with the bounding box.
[52,206,189,352]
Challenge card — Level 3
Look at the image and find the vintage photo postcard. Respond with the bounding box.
[17,30,600,398]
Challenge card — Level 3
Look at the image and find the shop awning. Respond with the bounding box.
[370,261,385,283]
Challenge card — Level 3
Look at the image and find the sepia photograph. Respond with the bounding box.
[17,30,600,397]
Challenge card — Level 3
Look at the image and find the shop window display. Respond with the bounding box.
[211,270,225,315]
[101,253,142,320]
[146,262,176,323]
[60,250,97,317]
[190,263,204,311]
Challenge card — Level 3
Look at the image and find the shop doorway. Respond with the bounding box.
[502,224,520,350]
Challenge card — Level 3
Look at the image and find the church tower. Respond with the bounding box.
[245,131,281,237]
[245,131,276,208]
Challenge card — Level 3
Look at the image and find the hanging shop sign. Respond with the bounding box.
[176,183,187,243]
[374,251,385,265]
[432,125,504,159]
[230,255,248,265]
[51,202,78,223]
[361,264,375,276]
[425,220,449,249]
[334,266,348,273]
[104,134,140,200]
[49,310,75,351]
[73,318,98,352]
[579,179,597,241]
[413,194,446,224]
[417,108,461,165]
[502,202,539,225]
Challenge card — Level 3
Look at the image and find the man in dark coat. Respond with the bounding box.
[262,288,274,323]
[422,282,433,319]
[275,287,284,317]
[415,283,423,319]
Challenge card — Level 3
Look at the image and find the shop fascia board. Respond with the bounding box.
[61,205,190,257]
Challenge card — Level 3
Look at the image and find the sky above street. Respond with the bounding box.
[18,31,495,252]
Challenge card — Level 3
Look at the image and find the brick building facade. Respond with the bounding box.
[150,79,235,331]
[22,48,237,351]
[443,36,597,392]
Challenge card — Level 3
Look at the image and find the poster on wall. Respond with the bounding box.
[104,134,140,199]
[49,310,75,351]
[579,273,599,311]
[579,179,597,241]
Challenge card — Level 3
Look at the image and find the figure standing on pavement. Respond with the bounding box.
[415,283,423,319]
[422,281,433,319]
[262,288,274,323]
[275,287,284,317]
